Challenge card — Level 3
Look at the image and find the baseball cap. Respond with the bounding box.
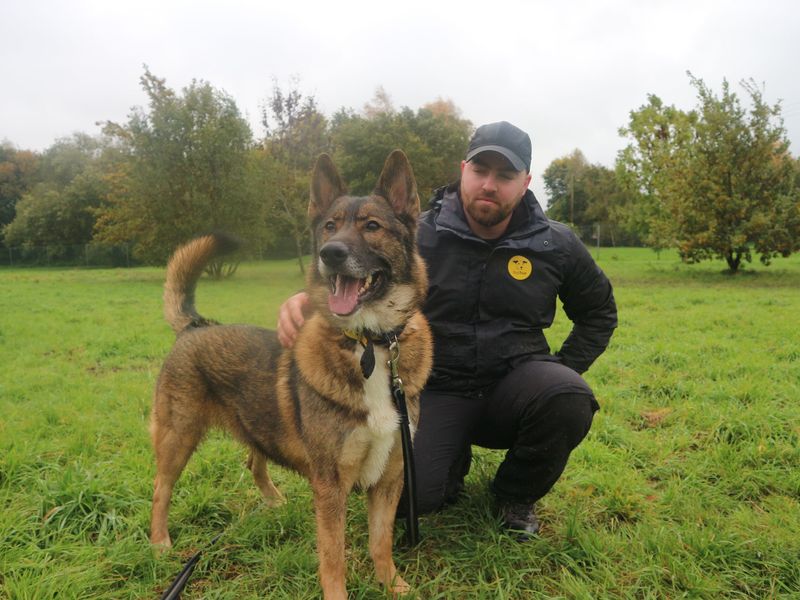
[465,121,532,172]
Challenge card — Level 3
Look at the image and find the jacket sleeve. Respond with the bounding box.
[555,236,617,374]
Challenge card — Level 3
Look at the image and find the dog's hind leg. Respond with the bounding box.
[367,464,409,595]
[246,449,286,507]
[150,420,204,548]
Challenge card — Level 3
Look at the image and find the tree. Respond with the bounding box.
[3,134,105,254]
[94,68,264,264]
[0,142,40,243]
[543,149,589,230]
[544,151,635,245]
[362,85,395,119]
[260,80,331,273]
[616,94,696,252]
[675,75,799,271]
[618,75,800,271]
[3,171,106,251]
[412,99,472,192]
[330,90,471,200]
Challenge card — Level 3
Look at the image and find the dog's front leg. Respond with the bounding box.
[312,478,349,600]
[367,469,410,596]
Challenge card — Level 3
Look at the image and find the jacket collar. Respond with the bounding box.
[433,187,550,243]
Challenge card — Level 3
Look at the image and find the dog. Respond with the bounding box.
[149,150,432,599]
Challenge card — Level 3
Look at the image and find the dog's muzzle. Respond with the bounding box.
[320,241,349,268]
[319,241,386,317]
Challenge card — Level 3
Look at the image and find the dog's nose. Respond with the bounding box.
[320,241,349,266]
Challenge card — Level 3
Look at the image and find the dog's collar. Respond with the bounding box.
[342,327,405,379]
[342,327,403,346]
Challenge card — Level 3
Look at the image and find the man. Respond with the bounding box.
[278,121,617,539]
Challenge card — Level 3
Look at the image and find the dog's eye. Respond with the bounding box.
[365,220,381,232]
[324,221,336,232]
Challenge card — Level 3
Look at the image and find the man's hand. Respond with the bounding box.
[277,292,311,348]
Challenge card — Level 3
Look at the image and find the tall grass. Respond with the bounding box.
[1,250,798,598]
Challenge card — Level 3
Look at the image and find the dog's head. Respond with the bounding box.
[307,150,427,334]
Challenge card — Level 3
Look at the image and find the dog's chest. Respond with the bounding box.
[343,345,401,488]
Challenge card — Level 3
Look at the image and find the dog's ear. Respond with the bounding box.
[309,153,347,219]
[374,150,420,219]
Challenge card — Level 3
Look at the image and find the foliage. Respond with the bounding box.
[0,141,39,241]
[260,80,331,273]
[616,94,697,251]
[545,150,640,246]
[3,174,106,251]
[3,76,474,271]
[676,75,799,271]
[543,149,589,227]
[618,74,800,271]
[3,135,107,254]
[94,68,264,264]
[330,91,472,201]
[2,251,799,598]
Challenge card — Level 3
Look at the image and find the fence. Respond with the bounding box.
[1,240,302,268]
[2,244,136,268]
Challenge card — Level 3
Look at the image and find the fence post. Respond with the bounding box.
[595,223,600,260]
[7,246,12,266]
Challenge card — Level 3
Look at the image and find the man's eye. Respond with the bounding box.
[365,220,381,231]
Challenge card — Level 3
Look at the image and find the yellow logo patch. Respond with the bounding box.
[507,255,532,280]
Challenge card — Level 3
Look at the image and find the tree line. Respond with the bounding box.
[2,69,798,272]
[1,70,472,270]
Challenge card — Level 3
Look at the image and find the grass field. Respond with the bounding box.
[1,248,799,599]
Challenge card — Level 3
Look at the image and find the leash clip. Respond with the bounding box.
[387,335,403,393]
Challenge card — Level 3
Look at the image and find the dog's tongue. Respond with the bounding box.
[329,275,363,315]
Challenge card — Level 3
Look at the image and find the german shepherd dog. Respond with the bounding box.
[149,150,432,599]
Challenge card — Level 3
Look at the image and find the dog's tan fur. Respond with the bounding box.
[149,151,432,599]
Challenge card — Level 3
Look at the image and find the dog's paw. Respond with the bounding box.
[257,482,287,507]
[263,491,287,508]
[388,575,411,597]
[150,537,173,554]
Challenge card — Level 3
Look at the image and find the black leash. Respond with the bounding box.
[386,335,420,547]
[159,532,222,600]
[346,329,420,546]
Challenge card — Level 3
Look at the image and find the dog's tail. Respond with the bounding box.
[163,233,240,334]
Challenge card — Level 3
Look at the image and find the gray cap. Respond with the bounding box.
[465,121,532,172]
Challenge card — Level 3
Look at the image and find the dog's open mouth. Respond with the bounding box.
[328,271,385,316]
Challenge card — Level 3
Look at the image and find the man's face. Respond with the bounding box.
[459,152,532,238]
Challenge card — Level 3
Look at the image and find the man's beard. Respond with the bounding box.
[465,199,512,228]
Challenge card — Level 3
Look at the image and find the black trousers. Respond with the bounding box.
[411,360,599,513]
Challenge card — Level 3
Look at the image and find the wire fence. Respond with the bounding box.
[1,240,301,268]
[2,244,136,268]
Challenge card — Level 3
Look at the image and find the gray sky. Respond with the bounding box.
[2,0,799,203]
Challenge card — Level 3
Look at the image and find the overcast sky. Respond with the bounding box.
[2,0,799,203]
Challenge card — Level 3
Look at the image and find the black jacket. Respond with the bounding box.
[417,185,617,392]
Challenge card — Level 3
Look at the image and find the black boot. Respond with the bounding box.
[499,501,540,540]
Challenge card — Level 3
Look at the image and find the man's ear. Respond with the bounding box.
[309,153,347,219]
[373,149,419,219]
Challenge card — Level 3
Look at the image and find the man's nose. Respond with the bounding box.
[481,174,497,192]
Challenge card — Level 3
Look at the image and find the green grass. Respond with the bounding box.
[1,249,799,598]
